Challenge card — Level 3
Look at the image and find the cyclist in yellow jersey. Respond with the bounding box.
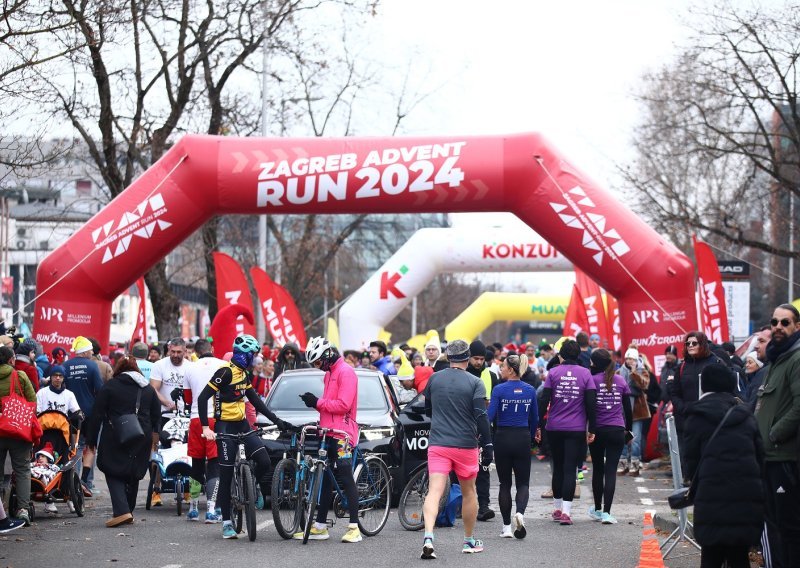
[197,335,292,539]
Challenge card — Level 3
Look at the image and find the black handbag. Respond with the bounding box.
[111,388,145,447]
[668,404,736,509]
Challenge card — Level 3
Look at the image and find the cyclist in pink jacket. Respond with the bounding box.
[299,337,361,543]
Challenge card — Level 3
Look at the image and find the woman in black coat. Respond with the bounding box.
[87,356,161,527]
[683,363,764,568]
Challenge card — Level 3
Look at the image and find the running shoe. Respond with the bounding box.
[16,509,30,527]
[462,538,484,553]
[45,502,58,514]
[151,492,162,507]
[222,522,238,539]
[577,471,584,481]
[255,493,264,510]
[500,525,513,538]
[187,508,200,521]
[81,483,93,498]
[551,509,563,522]
[477,508,495,521]
[513,512,526,539]
[341,526,363,543]
[559,513,573,526]
[67,501,76,514]
[0,517,24,534]
[421,537,436,560]
[601,512,618,525]
[205,511,222,524]
[292,526,330,540]
[588,507,603,522]
[616,461,629,475]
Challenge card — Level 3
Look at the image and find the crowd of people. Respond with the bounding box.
[0,303,798,567]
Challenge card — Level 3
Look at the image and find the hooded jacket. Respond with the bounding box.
[755,331,800,462]
[274,343,308,380]
[0,364,35,402]
[666,352,723,431]
[316,357,359,444]
[683,393,764,546]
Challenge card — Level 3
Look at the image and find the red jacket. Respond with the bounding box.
[317,357,358,444]
[15,359,39,391]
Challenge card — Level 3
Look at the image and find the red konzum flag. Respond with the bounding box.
[130,277,148,347]
[574,268,612,346]
[564,284,590,337]
[212,252,257,337]
[693,237,730,344]
[250,267,306,349]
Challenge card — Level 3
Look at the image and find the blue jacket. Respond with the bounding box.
[373,355,396,376]
[62,356,103,418]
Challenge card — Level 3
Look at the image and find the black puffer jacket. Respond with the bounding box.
[666,354,722,431]
[683,393,764,547]
[273,343,309,380]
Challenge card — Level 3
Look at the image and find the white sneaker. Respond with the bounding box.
[67,501,76,514]
[512,512,526,539]
[500,525,513,538]
[45,502,58,513]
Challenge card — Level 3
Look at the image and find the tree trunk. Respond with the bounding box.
[145,259,181,341]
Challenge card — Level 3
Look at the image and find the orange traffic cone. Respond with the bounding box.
[636,512,666,568]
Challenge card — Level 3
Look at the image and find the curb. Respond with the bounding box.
[653,512,694,539]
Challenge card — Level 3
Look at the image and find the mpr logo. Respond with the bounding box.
[632,310,660,325]
[40,307,64,322]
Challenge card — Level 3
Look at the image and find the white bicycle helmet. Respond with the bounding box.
[305,336,339,370]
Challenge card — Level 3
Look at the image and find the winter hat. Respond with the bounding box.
[424,331,441,351]
[71,336,93,354]
[15,338,37,356]
[49,365,65,376]
[624,347,639,360]
[504,342,518,354]
[745,351,764,369]
[700,363,736,394]
[131,342,149,358]
[392,348,414,379]
[469,340,486,358]
[445,339,470,362]
[36,443,55,463]
[589,350,612,372]
[664,345,678,356]
[589,333,601,342]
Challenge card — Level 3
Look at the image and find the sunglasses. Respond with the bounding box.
[685,340,700,347]
[771,318,794,327]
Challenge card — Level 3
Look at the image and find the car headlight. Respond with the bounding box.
[362,427,394,441]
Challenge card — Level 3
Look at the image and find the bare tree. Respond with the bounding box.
[619,2,800,307]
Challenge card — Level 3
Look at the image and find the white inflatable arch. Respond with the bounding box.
[339,227,572,349]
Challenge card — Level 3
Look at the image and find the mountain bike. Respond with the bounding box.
[397,464,451,531]
[271,424,391,543]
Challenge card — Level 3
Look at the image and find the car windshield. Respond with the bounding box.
[268,372,388,412]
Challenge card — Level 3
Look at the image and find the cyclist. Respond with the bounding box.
[197,334,292,539]
[296,336,362,544]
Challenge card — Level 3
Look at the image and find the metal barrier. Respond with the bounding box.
[660,415,701,559]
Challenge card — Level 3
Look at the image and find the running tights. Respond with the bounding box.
[495,427,532,525]
[548,430,585,502]
[316,438,360,525]
[588,428,625,513]
[215,421,271,522]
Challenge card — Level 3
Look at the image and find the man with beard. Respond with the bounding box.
[467,340,499,521]
[273,343,308,380]
[755,304,800,567]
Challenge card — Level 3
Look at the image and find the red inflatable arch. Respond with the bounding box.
[34,133,697,361]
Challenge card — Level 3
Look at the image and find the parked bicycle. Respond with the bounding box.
[271,424,391,543]
[397,463,451,531]
[215,427,270,542]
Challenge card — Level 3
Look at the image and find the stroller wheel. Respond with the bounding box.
[70,471,85,517]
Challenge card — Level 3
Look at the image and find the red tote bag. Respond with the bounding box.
[0,370,40,443]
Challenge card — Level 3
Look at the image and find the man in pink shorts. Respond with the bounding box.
[421,339,493,559]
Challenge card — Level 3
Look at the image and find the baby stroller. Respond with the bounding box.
[146,410,193,516]
[8,410,84,519]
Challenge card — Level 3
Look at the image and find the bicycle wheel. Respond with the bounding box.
[242,464,257,542]
[231,472,243,534]
[302,462,325,545]
[354,456,391,536]
[175,478,183,517]
[271,458,300,539]
[398,468,451,531]
[70,470,85,517]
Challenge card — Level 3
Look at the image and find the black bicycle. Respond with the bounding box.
[215,428,267,542]
[397,464,451,531]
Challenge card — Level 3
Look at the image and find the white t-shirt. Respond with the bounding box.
[150,357,188,412]
[182,357,226,419]
[36,387,81,415]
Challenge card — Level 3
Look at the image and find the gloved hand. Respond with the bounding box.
[276,420,297,432]
[480,444,494,468]
[170,388,183,403]
[300,392,319,409]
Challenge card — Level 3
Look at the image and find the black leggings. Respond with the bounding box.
[215,420,271,522]
[316,438,360,525]
[548,430,585,502]
[495,427,532,524]
[588,427,625,513]
[190,457,219,485]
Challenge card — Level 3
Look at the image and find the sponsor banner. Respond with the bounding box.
[723,280,750,341]
[250,267,307,349]
[606,294,621,352]
[574,268,612,344]
[34,299,110,352]
[213,252,257,337]
[718,260,750,279]
[274,284,307,350]
[564,285,589,337]
[693,238,730,344]
[622,297,691,366]
[129,277,148,346]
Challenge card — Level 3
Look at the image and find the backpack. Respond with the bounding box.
[435,482,462,527]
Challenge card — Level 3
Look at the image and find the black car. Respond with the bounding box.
[259,368,432,499]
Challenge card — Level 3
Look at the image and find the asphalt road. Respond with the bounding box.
[1,459,703,568]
